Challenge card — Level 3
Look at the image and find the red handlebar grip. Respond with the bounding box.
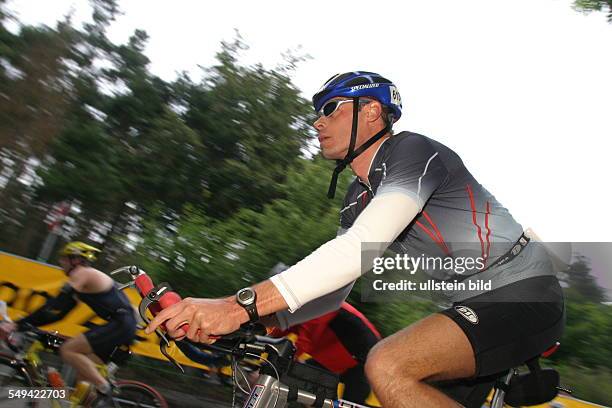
[135,273,190,335]
[158,291,190,334]
[159,291,181,308]
[134,274,154,297]
[135,274,161,315]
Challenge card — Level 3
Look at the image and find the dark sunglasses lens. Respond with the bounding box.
[322,101,339,117]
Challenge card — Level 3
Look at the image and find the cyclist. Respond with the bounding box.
[0,241,137,404]
[147,72,565,408]
[268,263,381,405]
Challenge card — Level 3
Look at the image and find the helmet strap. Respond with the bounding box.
[327,98,391,199]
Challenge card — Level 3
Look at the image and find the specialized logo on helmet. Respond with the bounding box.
[389,85,402,106]
[454,306,479,324]
[350,83,380,91]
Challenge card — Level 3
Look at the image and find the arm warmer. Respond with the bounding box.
[17,284,77,329]
[275,282,354,330]
[270,192,419,312]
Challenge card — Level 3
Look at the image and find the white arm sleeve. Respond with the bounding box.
[270,192,419,312]
[275,282,354,330]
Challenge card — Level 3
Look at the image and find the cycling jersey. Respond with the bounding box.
[341,131,522,264]
[76,283,133,321]
[340,131,552,300]
[272,131,556,310]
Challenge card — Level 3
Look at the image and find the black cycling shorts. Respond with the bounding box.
[435,275,565,408]
[84,310,137,363]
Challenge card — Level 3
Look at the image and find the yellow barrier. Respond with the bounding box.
[528,393,609,408]
[0,251,208,370]
[486,392,609,407]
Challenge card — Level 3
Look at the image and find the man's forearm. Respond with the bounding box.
[225,280,288,326]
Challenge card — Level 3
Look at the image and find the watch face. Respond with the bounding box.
[237,288,254,304]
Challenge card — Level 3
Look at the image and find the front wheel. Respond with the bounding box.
[90,379,168,408]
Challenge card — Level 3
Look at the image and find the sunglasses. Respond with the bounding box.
[317,99,373,118]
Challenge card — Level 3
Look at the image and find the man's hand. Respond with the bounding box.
[145,297,248,343]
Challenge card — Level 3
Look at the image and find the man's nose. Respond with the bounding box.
[313,116,325,130]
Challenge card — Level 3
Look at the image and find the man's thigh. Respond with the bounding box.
[61,334,94,355]
[370,313,476,382]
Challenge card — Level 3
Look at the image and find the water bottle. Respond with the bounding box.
[70,381,95,405]
[47,367,65,388]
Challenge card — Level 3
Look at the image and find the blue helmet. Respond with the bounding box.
[312,71,402,121]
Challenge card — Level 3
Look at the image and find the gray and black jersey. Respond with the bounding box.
[340,131,552,301]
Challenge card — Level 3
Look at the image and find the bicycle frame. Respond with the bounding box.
[489,369,515,408]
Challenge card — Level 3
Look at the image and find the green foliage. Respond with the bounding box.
[553,363,612,405]
[135,157,349,297]
[563,255,608,303]
[126,108,204,209]
[183,37,315,218]
[574,0,612,22]
[0,1,315,261]
[36,111,124,209]
[552,301,612,368]
[351,300,440,338]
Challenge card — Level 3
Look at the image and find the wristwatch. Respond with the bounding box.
[235,287,259,323]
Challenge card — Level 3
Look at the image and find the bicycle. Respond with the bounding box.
[117,265,570,408]
[0,323,168,408]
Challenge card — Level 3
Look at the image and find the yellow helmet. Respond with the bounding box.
[59,241,101,262]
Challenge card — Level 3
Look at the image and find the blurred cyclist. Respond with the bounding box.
[0,241,137,404]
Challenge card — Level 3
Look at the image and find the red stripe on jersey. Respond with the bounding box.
[422,211,450,255]
[416,221,449,255]
[485,201,491,264]
[466,184,485,260]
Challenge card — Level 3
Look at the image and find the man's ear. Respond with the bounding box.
[366,101,383,123]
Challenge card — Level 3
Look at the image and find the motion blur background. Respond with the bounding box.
[0,0,611,405]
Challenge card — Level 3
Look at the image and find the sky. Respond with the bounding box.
[5,0,612,245]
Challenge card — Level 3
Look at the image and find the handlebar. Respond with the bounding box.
[116,265,341,408]
[3,323,65,353]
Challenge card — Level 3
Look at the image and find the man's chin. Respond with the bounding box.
[321,149,342,160]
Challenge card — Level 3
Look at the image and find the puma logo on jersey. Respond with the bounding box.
[455,306,479,324]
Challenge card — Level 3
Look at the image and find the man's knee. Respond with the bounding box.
[365,341,411,386]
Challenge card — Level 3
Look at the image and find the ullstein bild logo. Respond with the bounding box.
[454,306,479,324]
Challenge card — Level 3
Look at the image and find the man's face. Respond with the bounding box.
[313,98,374,160]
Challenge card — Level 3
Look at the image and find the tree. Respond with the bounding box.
[183,37,315,218]
[0,15,94,255]
[35,108,125,211]
[563,255,608,303]
[574,0,612,22]
[135,156,350,297]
